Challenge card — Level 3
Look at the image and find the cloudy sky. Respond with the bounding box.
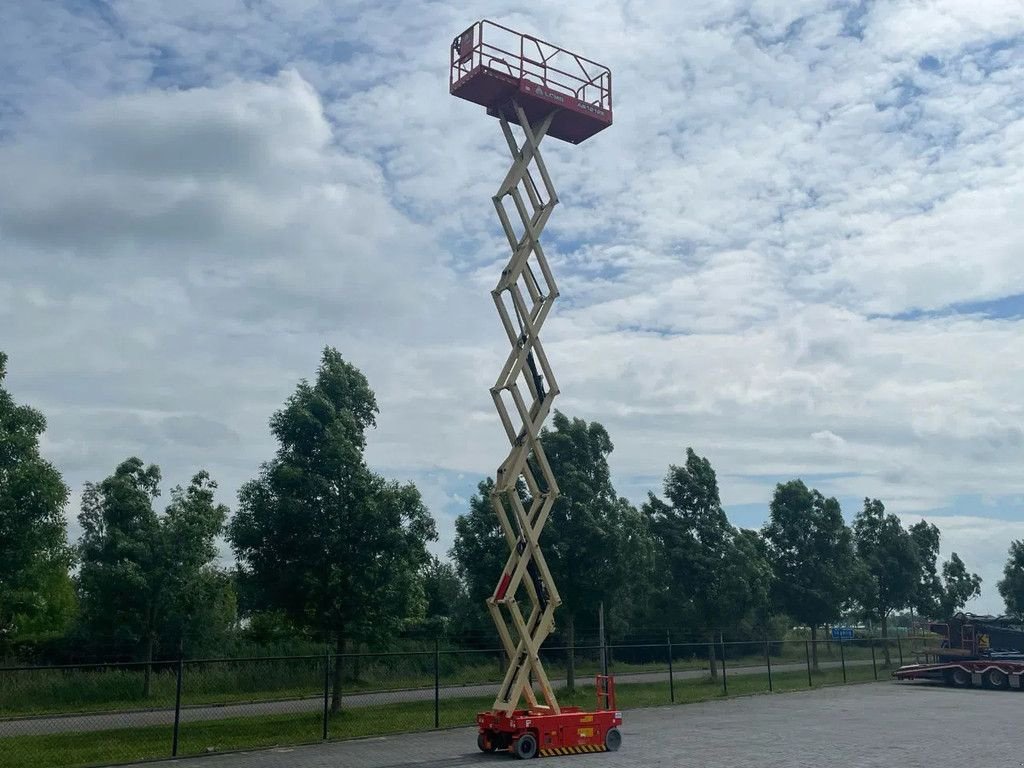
[2,1,1023,614]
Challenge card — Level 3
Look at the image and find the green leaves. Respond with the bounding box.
[998,540,1024,618]
[76,459,229,659]
[908,521,943,616]
[645,448,769,637]
[764,480,855,632]
[228,347,436,651]
[540,412,650,622]
[0,351,71,641]
[853,498,919,624]
[939,553,982,617]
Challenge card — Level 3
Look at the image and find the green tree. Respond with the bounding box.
[539,412,653,691]
[78,460,228,693]
[228,348,436,711]
[908,520,943,618]
[907,520,981,621]
[852,498,919,666]
[763,480,856,670]
[0,352,72,648]
[998,540,1024,618]
[644,448,760,678]
[938,553,981,618]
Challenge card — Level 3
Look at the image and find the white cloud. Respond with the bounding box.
[2,1,1024,614]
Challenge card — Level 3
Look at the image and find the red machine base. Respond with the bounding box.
[476,706,622,759]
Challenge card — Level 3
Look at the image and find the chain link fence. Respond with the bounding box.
[0,634,923,768]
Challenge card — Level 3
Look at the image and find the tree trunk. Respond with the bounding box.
[881,613,891,668]
[810,625,819,672]
[330,634,344,714]
[565,613,576,694]
[707,631,719,681]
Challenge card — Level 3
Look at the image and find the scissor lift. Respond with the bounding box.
[450,20,620,759]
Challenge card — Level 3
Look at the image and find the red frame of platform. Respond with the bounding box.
[476,676,621,757]
[450,20,613,144]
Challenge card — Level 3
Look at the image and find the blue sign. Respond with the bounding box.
[831,627,854,641]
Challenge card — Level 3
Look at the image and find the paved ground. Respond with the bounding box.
[117,682,1020,768]
[1,659,870,736]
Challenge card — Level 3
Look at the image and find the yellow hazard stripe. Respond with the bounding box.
[539,745,609,757]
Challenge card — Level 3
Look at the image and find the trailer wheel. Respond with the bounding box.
[514,733,538,760]
[986,668,1009,689]
[951,668,972,687]
[604,727,622,752]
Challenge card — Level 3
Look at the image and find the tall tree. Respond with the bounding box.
[78,460,227,693]
[852,498,919,665]
[644,448,758,679]
[763,480,856,670]
[938,553,981,618]
[0,352,72,647]
[229,348,436,711]
[908,520,943,618]
[998,541,1024,619]
[539,412,653,691]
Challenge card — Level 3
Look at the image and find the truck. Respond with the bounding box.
[893,612,1024,689]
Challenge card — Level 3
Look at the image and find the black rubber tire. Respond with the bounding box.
[514,733,538,760]
[605,727,622,752]
[986,668,1009,689]
[951,668,972,688]
[477,733,496,753]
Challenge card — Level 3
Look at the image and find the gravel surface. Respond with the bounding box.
[113,681,1021,768]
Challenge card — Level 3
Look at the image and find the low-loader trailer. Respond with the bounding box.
[894,612,1024,689]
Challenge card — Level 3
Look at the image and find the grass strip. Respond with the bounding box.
[0,665,886,768]
[1,649,899,719]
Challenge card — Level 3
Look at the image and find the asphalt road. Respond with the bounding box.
[114,682,1019,768]
[0,659,871,737]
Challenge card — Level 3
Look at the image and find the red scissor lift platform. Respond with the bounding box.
[450,19,618,760]
[477,676,622,759]
[450,20,613,145]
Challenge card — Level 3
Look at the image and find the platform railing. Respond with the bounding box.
[451,20,612,111]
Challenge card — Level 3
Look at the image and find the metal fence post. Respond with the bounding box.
[840,639,847,683]
[896,635,903,666]
[172,657,183,757]
[322,648,330,740]
[434,637,440,729]
[667,632,675,703]
[765,640,773,693]
[720,634,728,696]
[805,640,812,687]
[871,641,877,680]
[336,650,343,713]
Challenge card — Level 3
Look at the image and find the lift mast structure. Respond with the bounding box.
[450,20,620,759]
